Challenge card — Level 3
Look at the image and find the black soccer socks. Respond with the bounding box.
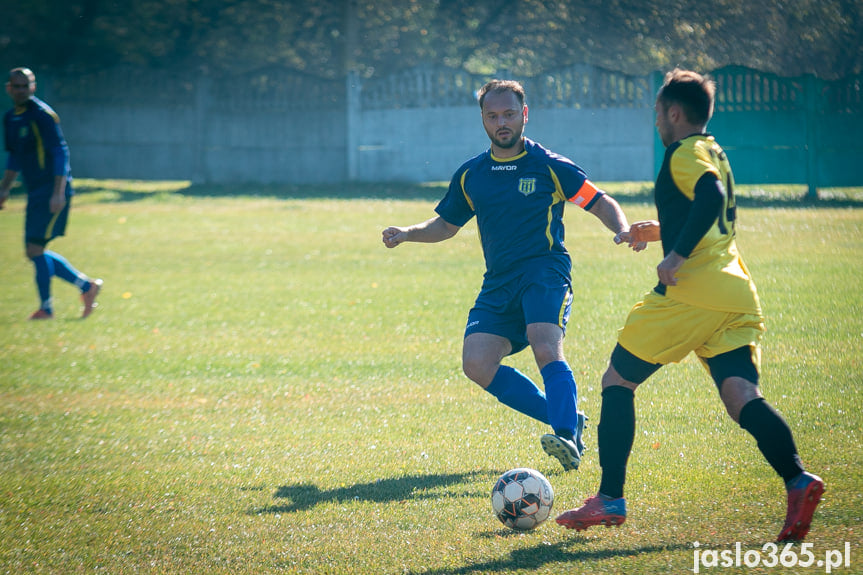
[738,397,805,483]
[597,385,636,499]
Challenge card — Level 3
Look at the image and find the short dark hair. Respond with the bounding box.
[9,67,35,84]
[477,79,526,110]
[657,69,715,126]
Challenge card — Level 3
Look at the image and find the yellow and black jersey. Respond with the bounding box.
[654,134,761,315]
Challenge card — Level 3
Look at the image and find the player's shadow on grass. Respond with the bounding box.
[407,539,692,575]
[253,471,488,515]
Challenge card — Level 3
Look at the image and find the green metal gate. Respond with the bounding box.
[654,66,863,198]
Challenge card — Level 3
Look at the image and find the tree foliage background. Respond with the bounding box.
[2,0,861,79]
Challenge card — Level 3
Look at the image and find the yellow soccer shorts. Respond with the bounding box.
[616,290,764,380]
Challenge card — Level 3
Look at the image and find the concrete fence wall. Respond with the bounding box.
[6,64,861,191]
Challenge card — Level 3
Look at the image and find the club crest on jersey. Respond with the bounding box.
[518,178,537,196]
[19,126,29,139]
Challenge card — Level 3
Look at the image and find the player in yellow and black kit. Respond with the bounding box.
[556,69,824,542]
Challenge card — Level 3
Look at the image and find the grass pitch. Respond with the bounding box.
[0,181,860,574]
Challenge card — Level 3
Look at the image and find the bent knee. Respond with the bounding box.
[462,357,497,388]
[531,344,562,368]
[720,377,762,422]
[601,364,639,392]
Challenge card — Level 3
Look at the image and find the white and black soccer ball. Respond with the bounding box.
[491,468,554,531]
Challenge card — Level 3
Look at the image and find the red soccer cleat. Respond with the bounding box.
[777,472,824,542]
[28,309,54,320]
[81,278,103,319]
[556,494,627,531]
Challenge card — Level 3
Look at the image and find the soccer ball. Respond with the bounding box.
[491,468,554,531]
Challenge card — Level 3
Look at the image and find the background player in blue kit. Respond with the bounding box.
[383,79,639,471]
[0,68,102,320]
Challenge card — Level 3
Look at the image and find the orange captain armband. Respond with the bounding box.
[568,179,600,208]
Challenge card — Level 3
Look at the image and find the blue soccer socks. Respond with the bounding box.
[30,254,53,313]
[486,365,550,424]
[30,251,91,314]
[541,360,578,439]
[485,361,583,439]
[45,250,89,290]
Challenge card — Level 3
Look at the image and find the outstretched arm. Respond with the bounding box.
[618,220,661,246]
[586,193,648,252]
[586,193,627,235]
[382,216,461,248]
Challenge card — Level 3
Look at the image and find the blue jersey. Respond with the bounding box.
[4,97,72,195]
[435,138,602,279]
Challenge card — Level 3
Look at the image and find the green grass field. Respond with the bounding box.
[0,181,861,574]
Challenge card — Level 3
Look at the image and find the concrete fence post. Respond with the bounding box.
[804,74,819,201]
[193,75,211,184]
[346,70,361,181]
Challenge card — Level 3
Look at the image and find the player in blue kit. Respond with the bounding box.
[0,68,102,320]
[383,80,639,470]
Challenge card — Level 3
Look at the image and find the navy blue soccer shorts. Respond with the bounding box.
[25,184,71,246]
[464,266,573,355]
